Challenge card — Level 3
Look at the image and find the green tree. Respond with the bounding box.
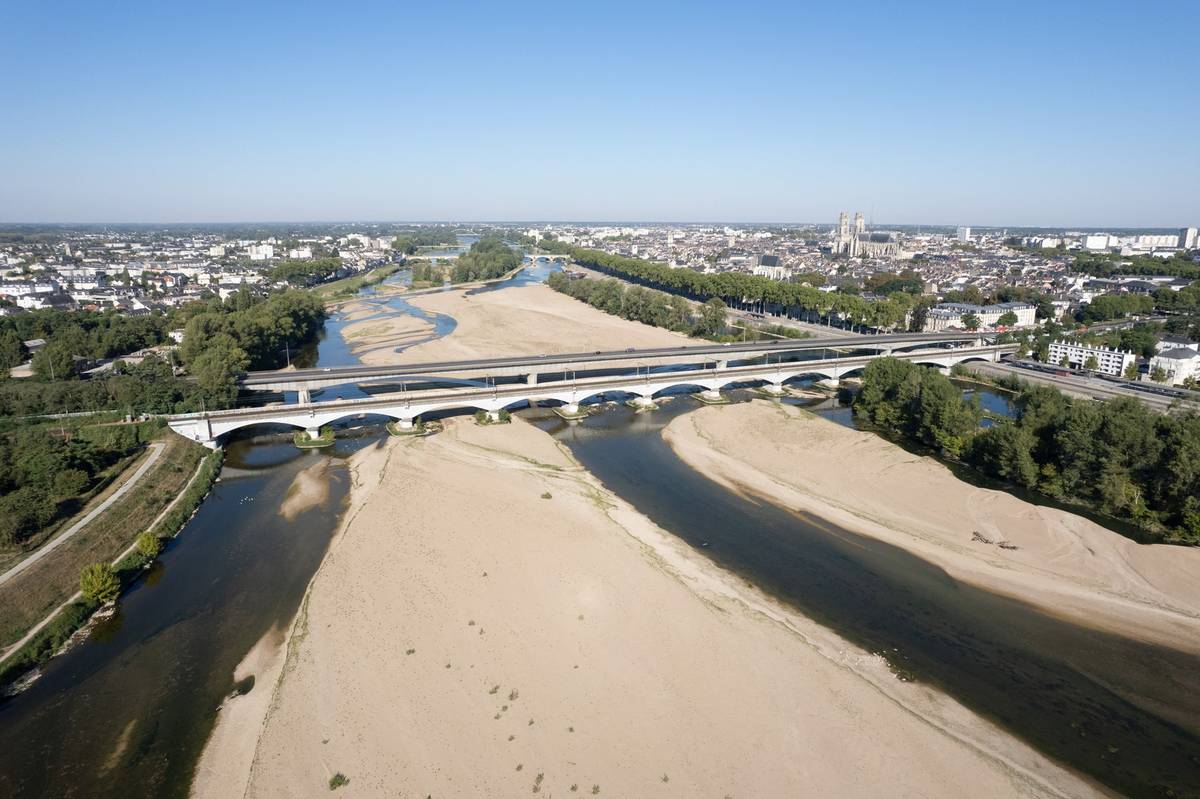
[1084,355,1099,372]
[696,298,727,337]
[32,342,77,381]
[997,310,1018,328]
[136,531,162,559]
[80,563,120,604]
[961,312,981,331]
[53,468,89,498]
[1150,365,1168,383]
[1124,362,1141,380]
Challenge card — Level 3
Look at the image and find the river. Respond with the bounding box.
[1,257,1197,797]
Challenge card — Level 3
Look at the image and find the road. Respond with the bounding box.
[239,331,984,389]
[963,362,1198,413]
[0,442,165,589]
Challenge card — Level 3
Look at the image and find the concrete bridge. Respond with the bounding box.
[170,343,1014,447]
[238,332,989,399]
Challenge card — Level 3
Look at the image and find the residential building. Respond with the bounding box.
[956,226,971,241]
[1147,347,1200,386]
[1180,227,1198,250]
[923,301,1036,331]
[1047,340,1135,376]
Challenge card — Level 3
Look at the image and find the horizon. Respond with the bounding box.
[3,0,1198,226]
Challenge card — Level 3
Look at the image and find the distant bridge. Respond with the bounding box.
[170,343,1014,447]
[238,331,990,401]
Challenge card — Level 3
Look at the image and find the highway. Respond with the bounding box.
[239,331,985,390]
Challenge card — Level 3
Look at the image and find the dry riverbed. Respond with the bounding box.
[194,417,1094,798]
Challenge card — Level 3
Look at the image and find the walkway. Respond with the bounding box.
[0,442,165,589]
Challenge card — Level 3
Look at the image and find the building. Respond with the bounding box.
[923,301,1036,331]
[247,244,274,261]
[1047,340,1135,376]
[956,226,971,241]
[830,211,900,257]
[1180,227,1199,250]
[1147,347,1199,386]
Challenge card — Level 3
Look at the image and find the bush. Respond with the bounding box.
[136,531,162,559]
[79,562,120,604]
[328,773,349,790]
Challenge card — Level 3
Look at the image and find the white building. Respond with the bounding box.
[1180,227,1199,249]
[956,226,971,241]
[1083,234,1114,251]
[923,301,1036,331]
[1147,348,1199,385]
[1047,340,1136,376]
[247,244,274,261]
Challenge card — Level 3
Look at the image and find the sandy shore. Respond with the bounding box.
[337,304,433,363]
[362,283,697,366]
[663,401,1200,656]
[197,417,1095,798]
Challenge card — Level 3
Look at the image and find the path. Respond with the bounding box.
[0,453,208,664]
[0,442,165,589]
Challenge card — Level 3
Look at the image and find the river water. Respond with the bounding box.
[2,256,1198,798]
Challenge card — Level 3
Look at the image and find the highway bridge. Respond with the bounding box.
[238,331,990,400]
[170,342,1014,447]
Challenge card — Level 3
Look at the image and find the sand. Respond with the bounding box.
[663,401,1200,655]
[337,305,433,364]
[278,461,332,522]
[204,418,1093,798]
[362,283,697,366]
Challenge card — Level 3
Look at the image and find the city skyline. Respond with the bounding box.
[3,0,1198,225]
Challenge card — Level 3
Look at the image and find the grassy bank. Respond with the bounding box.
[316,263,404,301]
[0,446,224,690]
[0,434,206,647]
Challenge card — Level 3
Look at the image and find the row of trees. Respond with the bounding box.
[1073,252,1199,280]
[449,237,523,283]
[536,239,918,332]
[391,228,460,254]
[268,257,345,287]
[547,272,728,338]
[0,308,174,378]
[1079,292,1155,323]
[854,358,1200,541]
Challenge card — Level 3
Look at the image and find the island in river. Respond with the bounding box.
[193,280,1199,797]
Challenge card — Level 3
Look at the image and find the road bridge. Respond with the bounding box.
[238,331,988,398]
[171,343,1014,447]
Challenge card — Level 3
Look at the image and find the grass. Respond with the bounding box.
[0,434,205,649]
[328,772,349,790]
[316,263,402,299]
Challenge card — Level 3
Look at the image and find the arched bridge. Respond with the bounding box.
[170,343,1014,447]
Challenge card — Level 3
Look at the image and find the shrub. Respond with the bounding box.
[328,773,349,790]
[79,563,120,604]
[136,531,162,559]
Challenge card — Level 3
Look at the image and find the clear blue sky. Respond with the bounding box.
[2,0,1197,227]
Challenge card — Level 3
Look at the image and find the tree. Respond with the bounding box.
[136,531,162,559]
[1150,365,1168,383]
[1124,362,1141,380]
[696,298,727,337]
[1084,355,1099,372]
[32,342,77,381]
[53,468,89,498]
[80,563,120,604]
[997,311,1018,328]
[961,313,981,331]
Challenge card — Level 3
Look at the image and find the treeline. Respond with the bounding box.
[178,289,325,402]
[0,309,172,378]
[392,228,460,254]
[547,272,728,338]
[450,237,522,283]
[1074,252,1200,280]
[268,257,345,287]
[940,285,1057,320]
[1080,292,1155,322]
[0,355,210,418]
[0,419,161,548]
[535,239,918,331]
[855,358,1200,542]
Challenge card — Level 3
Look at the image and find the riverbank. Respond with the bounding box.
[663,401,1200,657]
[194,416,1094,798]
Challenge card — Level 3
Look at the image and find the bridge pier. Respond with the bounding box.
[553,402,589,420]
[305,427,323,440]
[760,383,787,396]
[394,417,414,429]
[628,395,657,410]
[695,389,730,405]
[526,371,538,386]
[298,387,311,404]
